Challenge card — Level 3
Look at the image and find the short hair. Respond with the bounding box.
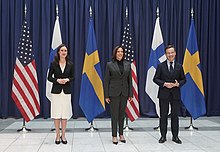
[112,45,125,60]
[165,44,175,53]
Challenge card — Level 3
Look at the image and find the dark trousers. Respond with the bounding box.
[109,95,127,137]
[159,94,180,138]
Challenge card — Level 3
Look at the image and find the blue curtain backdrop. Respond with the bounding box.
[0,0,220,119]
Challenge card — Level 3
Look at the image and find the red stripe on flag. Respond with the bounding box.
[11,91,31,122]
[126,107,135,121]
[13,71,36,117]
[131,70,137,84]
[131,62,138,83]
[130,98,140,117]
[132,86,139,102]
[25,61,39,91]
[125,61,140,121]
[25,62,40,112]
[130,99,140,115]
[15,65,39,110]
[15,64,39,113]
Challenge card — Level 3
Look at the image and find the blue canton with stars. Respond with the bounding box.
[122,21,134,63]
[17,20,34,66]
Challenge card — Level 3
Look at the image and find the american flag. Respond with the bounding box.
[11,19,40,122]
[122,21,140,121]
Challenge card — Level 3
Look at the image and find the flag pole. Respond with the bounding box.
[153,7,161,131]
[85,121,98,131]
[123,115,133,131]
[17,118,31,132]
[185,117,198,130]
[84,6,99,132]
[17,4,31,133]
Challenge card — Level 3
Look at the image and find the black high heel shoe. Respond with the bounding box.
[112,141,118,145]
[60,136,67,144]
[120,139,126,143]
[55,137,60,144]
[55,140,60,144]
[119,135,126,143]
[112,137,118,145]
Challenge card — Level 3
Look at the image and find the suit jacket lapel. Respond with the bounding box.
[174,62,177,71]
[122,61,128,76]
[59,63,67,74]
[162,61,174,78]
[112,60,121,75]
[62,64,67,74]
[163,61,169,73]
[58,64,62,74]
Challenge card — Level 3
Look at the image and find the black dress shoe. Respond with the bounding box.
[159,137,166,143]
[172,137,182,144]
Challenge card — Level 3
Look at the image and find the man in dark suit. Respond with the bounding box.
[104,46,133,144]
[153,45,186,144]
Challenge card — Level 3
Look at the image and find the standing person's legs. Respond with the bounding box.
[118,95,127,137]
[170,99,180,138]
[159,98,169,138]
[61,119,67,141]
[54,119,61,142]
[109,96,120,138]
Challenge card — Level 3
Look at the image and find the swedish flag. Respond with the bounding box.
[79,18,105,122]
[181,19,206,119]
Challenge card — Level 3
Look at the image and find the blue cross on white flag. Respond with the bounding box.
[145,17,166,117]
[46,15,62,102]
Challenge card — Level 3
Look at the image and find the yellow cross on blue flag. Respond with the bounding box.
[79,18,105,123]
[181,19,206,119]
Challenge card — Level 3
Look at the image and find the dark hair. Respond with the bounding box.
[54,44,70,64]
[165,44,175,53]
[112,45,125,60]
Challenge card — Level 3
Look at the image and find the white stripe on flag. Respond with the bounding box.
[15,59,39,114]
[14,72,39,116]
[127,102,139,120]
[12,84,34,120]
[15,59,39,115]
[28,62,40,102]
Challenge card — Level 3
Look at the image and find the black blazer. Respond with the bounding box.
[153,60,186,100]
[104,60,133,98]
[47,61,74,94]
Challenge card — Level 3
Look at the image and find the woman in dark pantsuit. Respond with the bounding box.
[104,46,133,145]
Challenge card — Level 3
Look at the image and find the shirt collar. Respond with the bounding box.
[167,60,175,67]
[167,60,175,64]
